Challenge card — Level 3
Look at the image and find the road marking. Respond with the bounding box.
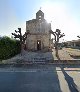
[0,70,37,72]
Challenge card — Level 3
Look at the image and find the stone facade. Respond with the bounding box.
[26,10,51,51]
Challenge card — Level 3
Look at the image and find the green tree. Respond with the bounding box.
[0,36,20,60]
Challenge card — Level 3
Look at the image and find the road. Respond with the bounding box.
[0,64,80,92]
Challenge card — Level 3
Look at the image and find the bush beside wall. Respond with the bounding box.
[0,36,21,60]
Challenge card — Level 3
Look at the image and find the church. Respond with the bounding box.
[26,10,52,51]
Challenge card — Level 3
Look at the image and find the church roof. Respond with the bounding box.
[36,10,44,14]
[26,19,37,23]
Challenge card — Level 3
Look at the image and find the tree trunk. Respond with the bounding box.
[55,47,58,57]
[55,42,58,57]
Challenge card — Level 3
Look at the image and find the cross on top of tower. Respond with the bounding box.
[40,7,42,10]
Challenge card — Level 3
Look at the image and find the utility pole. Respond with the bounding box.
[50,29,65,57]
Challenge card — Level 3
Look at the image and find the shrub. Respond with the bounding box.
[0,36,21,60]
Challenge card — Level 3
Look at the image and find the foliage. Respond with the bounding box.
[62,42,68,47]
[0,36,21,60]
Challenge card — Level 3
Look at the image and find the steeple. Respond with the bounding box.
[36,10,44,21]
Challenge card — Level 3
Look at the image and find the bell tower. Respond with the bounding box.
[36,10,44,21]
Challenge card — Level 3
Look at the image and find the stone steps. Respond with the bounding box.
[3,50,80,64]
[21,51,53,62]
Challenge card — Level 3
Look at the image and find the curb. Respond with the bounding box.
[0,60,80,67]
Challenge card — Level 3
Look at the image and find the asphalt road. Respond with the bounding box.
[0,65,80,92]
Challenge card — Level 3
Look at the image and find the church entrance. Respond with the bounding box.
[37,40,41,50]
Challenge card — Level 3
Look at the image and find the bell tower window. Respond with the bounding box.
[39,16,41,18]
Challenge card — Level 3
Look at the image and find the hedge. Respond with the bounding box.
[0,36,21,60]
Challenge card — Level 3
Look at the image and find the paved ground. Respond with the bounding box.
[52,48,80,60]
[0,64,80,92]
[52,49,73,60]
[63,48,80,56]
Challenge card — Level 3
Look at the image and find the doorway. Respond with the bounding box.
[37,40,41,50]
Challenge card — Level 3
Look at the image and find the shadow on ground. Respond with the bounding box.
[60,66,79,92]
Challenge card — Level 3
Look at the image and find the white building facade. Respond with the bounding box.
[26,10,51,51]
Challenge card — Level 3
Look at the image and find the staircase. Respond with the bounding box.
[21,51,54,63]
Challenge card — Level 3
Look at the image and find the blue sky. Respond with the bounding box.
[0,0,80,41]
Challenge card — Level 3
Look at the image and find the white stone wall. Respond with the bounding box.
[26,34,51,51]
[26,20,51,34]
[26,10,51,51]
